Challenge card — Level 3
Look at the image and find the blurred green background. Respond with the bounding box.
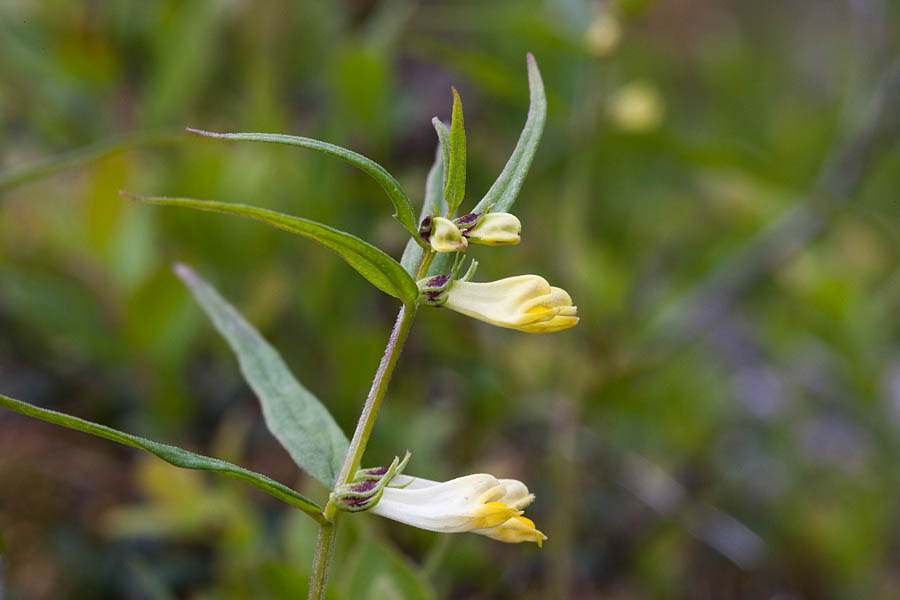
[1,1,900,598]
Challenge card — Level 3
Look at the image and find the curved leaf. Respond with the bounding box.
[472,53,547,214]
[431,117,451,197]
[445,87,467,216]
[123,192,419,306]
[175,264,349,488]
[400,144,446,277]
[0,393,324,521]
[186,128,421,239]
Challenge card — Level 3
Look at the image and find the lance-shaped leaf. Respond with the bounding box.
[400,145,447,277]
[431,118,451,196]
[174,263,349,488]
[122,193,419,306]
[0,393,325,521]
[444,87,467,216]
[186,128,422,241]
[472,53,547,215]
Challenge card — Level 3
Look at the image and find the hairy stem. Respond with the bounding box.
[307,301,417,598]
[414,248,436,280]
[308,522,337,599]
[326,303,417,518]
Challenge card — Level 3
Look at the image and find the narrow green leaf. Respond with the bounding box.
[186,128,421,240]
[0,393,324,520]
[472,53,547,215]
[0,129,184,192]
[400,144,446,277]
[174,263,349,488]
[123,192,419,306]
[426,146,450,218]
[445,87,467,215]
[431,117,451,198]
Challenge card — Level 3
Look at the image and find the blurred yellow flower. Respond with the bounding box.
[371,474,546,546]
[608,81,664,133]
[443,275,578,333]
[585,13,621,57]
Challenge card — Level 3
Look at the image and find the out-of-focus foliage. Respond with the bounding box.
[1,0,899,598]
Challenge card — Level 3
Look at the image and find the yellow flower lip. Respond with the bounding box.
[442,275,578,333]
[472,501,523,529]
[474,514,548,547]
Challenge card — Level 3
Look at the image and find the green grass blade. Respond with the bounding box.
[186,128,421,240]
[472,53,546,215]
[174,264,350,488]
[123,192,419,306]
[444,87,467,216]
[0,393,324,521]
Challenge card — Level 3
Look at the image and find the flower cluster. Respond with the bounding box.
[417,209,578,333]
[350,60,574,547]
[419,211,523,253]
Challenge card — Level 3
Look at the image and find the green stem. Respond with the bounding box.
[414,248,436,280]
[307,301,418,598]
[325,302,417,519]
[308,522,337,599]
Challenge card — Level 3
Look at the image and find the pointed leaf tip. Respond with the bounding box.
[172,261,190,278]
[0,393,324,519]
[432,117,451,199]
[177,128,419,238]
[131,194,419,305]
[445,87,467,216]
[472,54,546,215]
[174,264,350,487]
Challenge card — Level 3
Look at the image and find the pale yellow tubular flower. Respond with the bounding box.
[442,275,578,333]
[370,474,546,545]
[370,473,519,533]
[464,212,521,246]
[429,216,468,252]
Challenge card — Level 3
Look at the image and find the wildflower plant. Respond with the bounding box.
[0,54,576,598]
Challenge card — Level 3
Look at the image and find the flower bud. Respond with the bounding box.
[331,452,410,513]
[417,274,452,306]
[462,212,521,246]
[428,217,468,252]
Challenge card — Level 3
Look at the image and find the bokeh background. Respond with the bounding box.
[1,1,900,598]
